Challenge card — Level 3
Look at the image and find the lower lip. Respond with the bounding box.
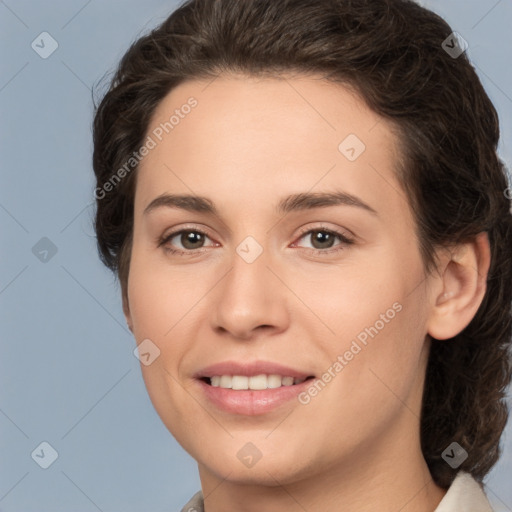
[196,378,315,416]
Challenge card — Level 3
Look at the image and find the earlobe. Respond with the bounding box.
[427,232,491,340]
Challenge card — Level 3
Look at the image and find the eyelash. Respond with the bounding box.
[158,225,355,257]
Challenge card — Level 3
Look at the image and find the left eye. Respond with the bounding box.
[293,228,354,251]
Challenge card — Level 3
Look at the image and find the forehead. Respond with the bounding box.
[135,74,412,226]
[146,73,389,152]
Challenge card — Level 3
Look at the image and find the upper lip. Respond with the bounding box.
[194,360,314,379]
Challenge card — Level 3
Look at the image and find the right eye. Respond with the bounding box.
[159,228,217,255]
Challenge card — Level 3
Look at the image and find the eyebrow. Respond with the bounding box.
[143,190,378,217]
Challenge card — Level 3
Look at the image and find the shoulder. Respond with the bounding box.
[179,490,204,512]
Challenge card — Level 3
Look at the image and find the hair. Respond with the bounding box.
[92,0,512,489]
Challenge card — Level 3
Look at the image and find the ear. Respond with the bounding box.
[426,232,491,340]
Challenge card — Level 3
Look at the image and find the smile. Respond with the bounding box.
[206,374,310,390]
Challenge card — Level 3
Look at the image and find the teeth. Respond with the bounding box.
[219,375,232,388]
[282,376,294,386]
[267,374,282,388]
[232,376,249,390]
[249,374,268,390]
[208,374,308,390]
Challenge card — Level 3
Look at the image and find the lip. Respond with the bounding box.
[194,360,315,416]
[194,360,313,379]
[196,377,315,415]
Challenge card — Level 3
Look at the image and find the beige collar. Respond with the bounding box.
[434,471,493,511]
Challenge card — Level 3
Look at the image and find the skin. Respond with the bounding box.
[123,74,490,511]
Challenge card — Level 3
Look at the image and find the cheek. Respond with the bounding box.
[298,250,429,411]
[336,292,428,420]
[127,249,208,337]
[290,255,412,346]
[127,253,204,448]
[293,303,428,466]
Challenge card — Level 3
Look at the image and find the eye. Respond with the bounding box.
[292,227,354,254]
[158,228,216,255]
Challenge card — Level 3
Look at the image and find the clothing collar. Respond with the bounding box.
[434,471,493,511]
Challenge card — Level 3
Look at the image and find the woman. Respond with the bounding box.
[92,0,512,510]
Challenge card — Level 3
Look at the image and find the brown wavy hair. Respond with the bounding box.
[92,0,512,488]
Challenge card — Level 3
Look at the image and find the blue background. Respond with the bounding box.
[1,0,511,510]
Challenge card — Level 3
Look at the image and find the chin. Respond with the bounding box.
[200,457,307,486]
[193,437,316,484]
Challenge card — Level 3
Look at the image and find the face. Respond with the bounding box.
[124,74,435,486]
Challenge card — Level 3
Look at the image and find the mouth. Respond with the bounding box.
[194,362,317,415]
[199,374,316,390]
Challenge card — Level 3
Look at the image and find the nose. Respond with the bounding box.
[211,244,290,340]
